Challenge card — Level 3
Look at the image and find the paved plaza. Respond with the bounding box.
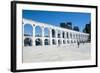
[23,43,91,63]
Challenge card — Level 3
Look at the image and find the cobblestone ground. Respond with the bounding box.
[23,43,91,63]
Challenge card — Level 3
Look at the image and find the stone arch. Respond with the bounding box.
[58,30,61,38]
[73,34,75,39]
[35,38,42,46]
[74,40,76,43]
[52,29,55,38]
[67,40,69,44]
[81,34,82,38]
[77,40,79,43]
[58,40,61,45]
[71,33,73,39]
[44,39,50,45]
[78,34,79,39]
[44,27,49,37]
[79,34,80,39]
[63,40,66,44]
[82,34,83,38]
[24,38,32,46]
[71,40,73,43]
[76,34,78,39]
[35,26,42,37]
[74,34,75,39]
[24,24,33,36]
[52,39,56,45]
[62,31,65,38]
[70,33,72,38]
[66,32,69,38]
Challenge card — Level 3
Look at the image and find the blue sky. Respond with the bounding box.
[23,10,91,35]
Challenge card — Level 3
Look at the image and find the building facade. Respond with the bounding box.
[23,19,89,47]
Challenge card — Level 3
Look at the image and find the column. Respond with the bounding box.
[50,28,52,45]
[61,31,63,45]
[72,33,73,43]
[23,24,24,47]
[55,30,58,46]
[69,32,70,44]
[33,25,35,46]
[42,26,44,46]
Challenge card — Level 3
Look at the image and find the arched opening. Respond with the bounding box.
[35,38,42,46]
[58,40,61,45]
[76,34,78,39]
[73,34,75,39]
[74,40,76,43]
[52,39,56,45]
[79,34,80,39]
[63,40,66,44]
[71,40,73,43]
[78,34,79,39]
[70,33,72,38]
[44,39,50,45]
[35,26,42,37]
[52,29,55,38]
[81,34,82,39]
[74,34,76,39]
[67,40,69,44]
[24,24,33,36]
[62,32,65,38]
[71,34,73,39]
[24,38,32,46]
[58,30,61,38]
[77,40,79,43]
[44,27,49,37]
[66,32,69,38]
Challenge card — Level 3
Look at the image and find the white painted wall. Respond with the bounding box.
[0,0,99,73]
[23,19,89,46]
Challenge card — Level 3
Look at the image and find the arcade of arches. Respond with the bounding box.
[23,19,89,46]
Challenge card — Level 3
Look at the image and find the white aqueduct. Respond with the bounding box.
[23,19,89,47]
